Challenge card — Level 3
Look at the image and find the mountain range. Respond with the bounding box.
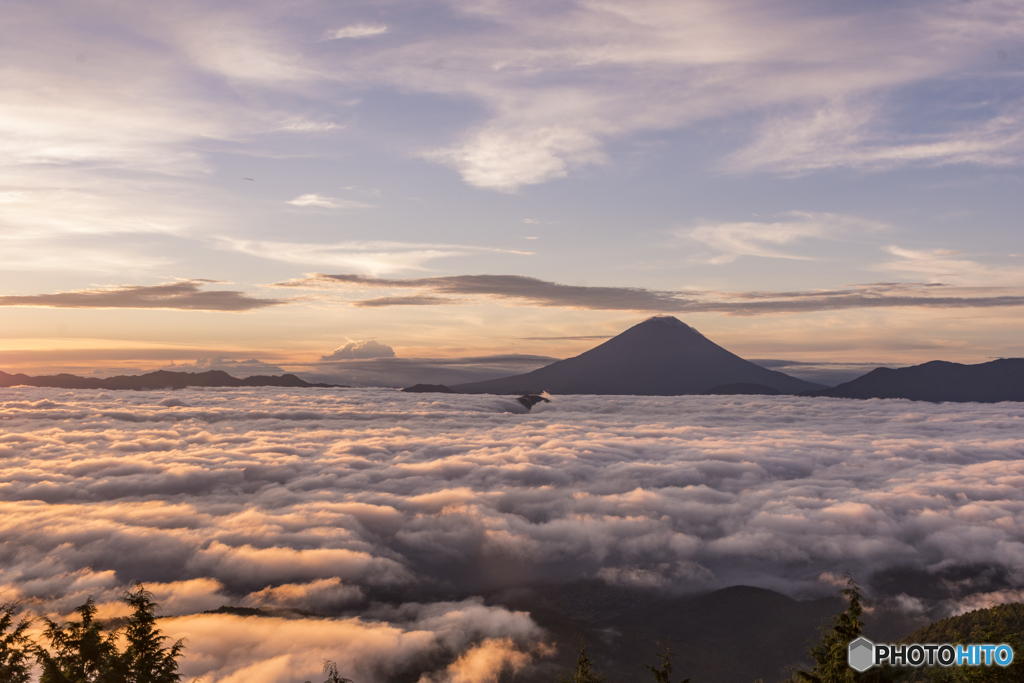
[450,316,1024,403]
[0,369,339,390]
[502,581,845,683]
[802,358,1024,403]
[5,317,1023,403]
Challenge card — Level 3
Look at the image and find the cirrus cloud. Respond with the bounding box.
[277,272,1024,315]
[685,211,886,264]
[326,24,388,40]
[0,280,283,311]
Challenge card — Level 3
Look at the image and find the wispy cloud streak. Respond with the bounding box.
[221,241,530,276]
[0,281,283,311]
[278,273,1024,315]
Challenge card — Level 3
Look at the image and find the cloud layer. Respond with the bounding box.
[1,388,1023,680]
[305,355,557,388]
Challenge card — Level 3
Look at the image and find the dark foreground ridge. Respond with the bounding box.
[452,316,824,395]
[503,582,847,683]
[7,582,1021,683]
[401,383,457,393]
[0,369,342,390]
[802,358,1024,403]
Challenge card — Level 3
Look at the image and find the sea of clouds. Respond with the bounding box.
[1,388,1023,682]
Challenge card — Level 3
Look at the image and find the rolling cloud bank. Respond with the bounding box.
[1,388,1023,681]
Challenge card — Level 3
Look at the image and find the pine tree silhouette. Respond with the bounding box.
[115,583,185,683]
[37,597,118,683]
[791,574,899,683]
[35,584,185,683]
[559,643,603,683]
[645,644,690,683]
[1,603,33,683]
[322,660,353,683]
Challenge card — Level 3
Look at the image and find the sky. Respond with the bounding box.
[3,0,1024,380]
[3,387,1024,681]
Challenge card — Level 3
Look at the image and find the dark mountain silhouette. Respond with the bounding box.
[452,316,823,395]
[517,393,550,409]
[705,382,781,395]
[401,384,457,393]
[497,581,846,683]
[802,358,1024,403]
[0,369,341,390]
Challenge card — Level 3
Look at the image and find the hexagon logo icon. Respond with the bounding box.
[848,637,875,672]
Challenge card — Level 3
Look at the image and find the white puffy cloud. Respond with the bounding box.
[419,637,534,683]
[1,387,1023,679]
[244,577,363,611]
[321,340,396,360]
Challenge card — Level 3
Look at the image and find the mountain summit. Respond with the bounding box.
[452,316,823,395]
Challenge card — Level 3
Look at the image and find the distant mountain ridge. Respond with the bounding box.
[453,316,824,395]
[903,601,1024,645]
[500,581,849,683]
[802,358,1024,403]
[0,369,341,390]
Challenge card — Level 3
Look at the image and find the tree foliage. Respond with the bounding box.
[792,573,869,683]
[322,659,353,683]
[906,604,1024,683]
[645,644,690,683]
[1,602,34,683]
[786,574,1024,683]
[116,583,185,683]
[36,584,184,683]
[560,643,603,683]
[953,606,1024,683]
[37,597,119,683]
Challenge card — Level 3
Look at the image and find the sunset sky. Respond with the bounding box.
[3,0,1024,380]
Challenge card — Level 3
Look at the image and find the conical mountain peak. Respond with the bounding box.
[453,317,822,396]
[631,315,705,336]
[639,315,689,327]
